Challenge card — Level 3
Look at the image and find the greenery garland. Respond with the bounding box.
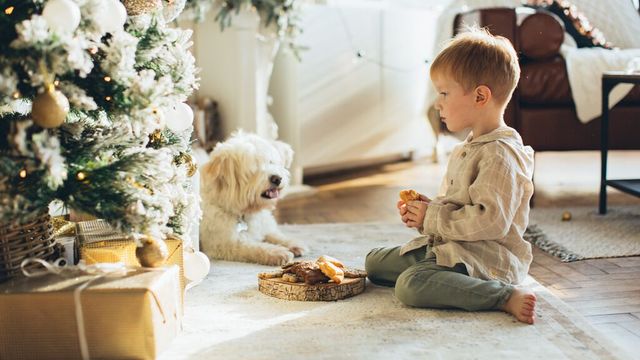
[183,0,305,57]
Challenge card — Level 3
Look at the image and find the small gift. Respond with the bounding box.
[76,219,186,295]
[0,261,181,360]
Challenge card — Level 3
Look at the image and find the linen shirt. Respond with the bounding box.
[400,126,535,284]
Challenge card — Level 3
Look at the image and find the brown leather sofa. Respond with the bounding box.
[453,7,640,151]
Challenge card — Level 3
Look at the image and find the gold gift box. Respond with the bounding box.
[76,220,186,296]
[0,266,181,360]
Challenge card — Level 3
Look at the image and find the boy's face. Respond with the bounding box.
[432,73,477,133]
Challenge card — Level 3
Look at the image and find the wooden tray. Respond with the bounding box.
[258,276,366,301]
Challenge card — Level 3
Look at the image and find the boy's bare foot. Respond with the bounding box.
[501,288,537,324]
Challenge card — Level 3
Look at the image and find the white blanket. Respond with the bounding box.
[561,46,640,123]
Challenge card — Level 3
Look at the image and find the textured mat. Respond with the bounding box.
[525,205,640,262]
[163,223,631,359]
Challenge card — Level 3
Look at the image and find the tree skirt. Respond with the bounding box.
[525,205,640,262]
[162,223,630,359]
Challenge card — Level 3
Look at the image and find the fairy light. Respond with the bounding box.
[53,80,59,86]
[89,47,98,54]
[12,91,20,99]
[104,76,111,82]
[5,6,14,15]
[76,172,86,181]
[105,96,111,101]
[18,168,27,179]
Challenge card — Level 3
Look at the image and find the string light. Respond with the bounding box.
[53,80,59,86]
[105,96,111,101]
[5,6,14,15]
[104,76,111,82]
[76,171,86,181]
[18,168,27,179]
[338,9,430,73]
[89,47,98,54]
[12,91,20,99]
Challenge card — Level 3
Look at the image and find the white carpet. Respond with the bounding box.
[526,205,640,262]
[162,223,631,360]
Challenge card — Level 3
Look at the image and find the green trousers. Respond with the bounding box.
[365,246,514,311]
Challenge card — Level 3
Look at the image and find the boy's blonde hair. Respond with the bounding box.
[430,26,520,105]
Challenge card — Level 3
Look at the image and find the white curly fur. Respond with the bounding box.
[199,131,306,266]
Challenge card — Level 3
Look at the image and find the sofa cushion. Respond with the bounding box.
[519,12,564,60]
[519,57,573,105]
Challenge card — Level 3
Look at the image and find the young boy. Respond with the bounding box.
[365,27,537,324]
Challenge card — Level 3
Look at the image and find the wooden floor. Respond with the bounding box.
[275,159,640,356]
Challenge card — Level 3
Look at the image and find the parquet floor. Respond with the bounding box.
[275,156,640,357]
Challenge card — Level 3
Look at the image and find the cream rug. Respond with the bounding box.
[525,205,640,262]
[162,223,631,360]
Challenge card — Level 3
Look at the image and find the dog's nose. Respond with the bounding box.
[270,175,282,186]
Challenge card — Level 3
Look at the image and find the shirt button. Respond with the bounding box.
[461,151,466,158]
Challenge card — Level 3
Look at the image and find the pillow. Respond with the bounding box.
[519,12,565,59]
[543,0,613,48]
[558,0,640,49]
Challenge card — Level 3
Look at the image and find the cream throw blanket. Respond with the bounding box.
[561,46,640,123]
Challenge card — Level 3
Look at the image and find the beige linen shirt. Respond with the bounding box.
[400,126,535,285]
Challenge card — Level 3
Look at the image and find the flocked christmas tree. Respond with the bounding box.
[0,0,199,254]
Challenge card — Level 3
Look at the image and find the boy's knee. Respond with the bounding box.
[395,270,422,307]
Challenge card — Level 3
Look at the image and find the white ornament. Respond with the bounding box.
[183,248,210,284]
[43,0,81,34]
[98,0,128,35]
[164,102,193,132]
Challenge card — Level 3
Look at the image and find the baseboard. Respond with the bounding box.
[303,152,413,178]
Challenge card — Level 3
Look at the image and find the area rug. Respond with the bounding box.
[525,205,640,262]
[161,223,630,360]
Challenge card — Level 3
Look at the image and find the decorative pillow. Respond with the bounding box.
[556,0,640,49]
[543,0,613,48]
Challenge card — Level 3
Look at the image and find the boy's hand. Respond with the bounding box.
[402,194,430,229]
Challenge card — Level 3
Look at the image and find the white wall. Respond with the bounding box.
[186,1,444,175]
[269,2,441,174]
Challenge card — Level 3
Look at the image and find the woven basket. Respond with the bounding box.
[0,212,57,282]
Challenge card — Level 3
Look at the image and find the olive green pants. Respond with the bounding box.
[365,246,513,311]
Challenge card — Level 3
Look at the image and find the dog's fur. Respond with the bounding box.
[199,131,305,266]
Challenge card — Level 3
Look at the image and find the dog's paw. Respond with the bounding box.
[288,245,306,257]
[265,248,294,266]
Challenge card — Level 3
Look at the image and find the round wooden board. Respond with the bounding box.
[258,276,366,301]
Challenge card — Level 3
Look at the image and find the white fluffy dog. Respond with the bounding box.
[199,131,305,266]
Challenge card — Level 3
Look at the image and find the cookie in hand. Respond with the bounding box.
[399,189,419,203]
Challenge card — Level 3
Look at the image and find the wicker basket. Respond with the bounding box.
[0,212,57,282]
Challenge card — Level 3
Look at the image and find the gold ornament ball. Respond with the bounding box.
[31,87,69,128]
[136,236,169,267]
[561,211,572,221]
[123,0,162,16]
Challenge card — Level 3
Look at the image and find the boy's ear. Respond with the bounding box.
[474,85,491,106]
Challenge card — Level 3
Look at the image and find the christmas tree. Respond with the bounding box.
[0,0,199,245]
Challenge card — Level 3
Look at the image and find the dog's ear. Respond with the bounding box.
[272,140,294,169]
[201,149,235,190]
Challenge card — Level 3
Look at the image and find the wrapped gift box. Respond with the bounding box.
[76,219,186,295]
[0,265,181,360]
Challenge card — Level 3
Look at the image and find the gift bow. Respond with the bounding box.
[19,258,144,360]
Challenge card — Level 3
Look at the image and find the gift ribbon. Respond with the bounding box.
[20,258,170,360]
